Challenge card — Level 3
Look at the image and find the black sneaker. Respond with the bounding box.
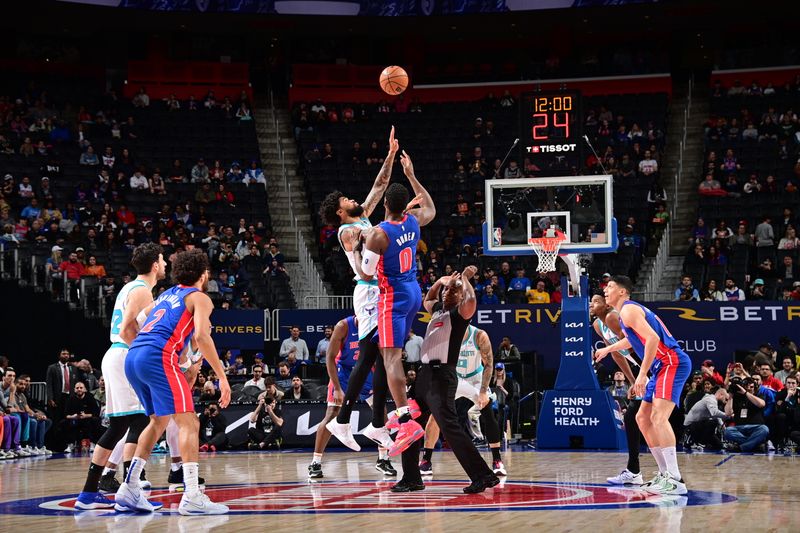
[308,462,323,479]
[472,437,488,448]
[375,459,398,476]
[98,472,120,493]
[391,479,425,493]
[463,475,500,494]
[167,468,206,491]
[140,468,151,490]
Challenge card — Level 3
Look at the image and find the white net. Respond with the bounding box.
[528,234,565,274]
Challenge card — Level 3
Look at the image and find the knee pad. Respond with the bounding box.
[96,416,131,449]
[126,414,151,443]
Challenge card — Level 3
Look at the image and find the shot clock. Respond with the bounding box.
[520,91,583,169]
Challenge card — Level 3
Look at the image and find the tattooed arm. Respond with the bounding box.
[361,126,399,217]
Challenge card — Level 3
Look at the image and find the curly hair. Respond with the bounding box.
[130,243,163,275]
[319,190,344,226]
[384,182,409,215]
[171,249,209,286]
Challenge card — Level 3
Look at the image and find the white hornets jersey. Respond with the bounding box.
[456,326,483,379]
[338,216,376,283]
[109,279,149,345]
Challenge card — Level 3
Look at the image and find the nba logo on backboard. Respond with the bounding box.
[492,227,502,246]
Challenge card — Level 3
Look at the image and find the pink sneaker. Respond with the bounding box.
[388,419,424,457]
[386,399,422,430]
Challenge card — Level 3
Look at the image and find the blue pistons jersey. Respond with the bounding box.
[377,213,420,285]
[129,285,199,355]
[125,284,200,416]
[335,316,362,371]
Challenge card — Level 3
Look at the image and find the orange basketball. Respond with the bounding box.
[379,66,409,95]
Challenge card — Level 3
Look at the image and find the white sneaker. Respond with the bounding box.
[325,419,361,451]
[0,451,9,459]
[114,482,163,512]
[43,447,53,455]
[362,423,394,449]
[767,440,775,452]
[64,443,74,453]
[642,471,663,488]
[644,472,687,495]
[178,491,230,515]
[606,469,644,485]
[16,447,31,457]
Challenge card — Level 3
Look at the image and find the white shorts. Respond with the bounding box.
[102,345,145,417]
[353,282,379,340]
[455,374,482,404]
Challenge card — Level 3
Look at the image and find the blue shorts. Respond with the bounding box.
[375,281,422,349]
[643,350,692,405]
[327,367,373,406]
[125,345,194,417]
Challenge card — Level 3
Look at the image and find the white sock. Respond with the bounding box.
[171,461,182,472]
[662,446,681,480]
[125,457,145,488]
[166,420,180,458]
[378,447,389,461]
[102,466,115,476]
[183,462,200,496]
[109,435,125,466]
[650,447,667,473]
[312,452,323,464]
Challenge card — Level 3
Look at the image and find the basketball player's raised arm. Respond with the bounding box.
[458,265,478,320]
[423,276,451,313]
[619,306,659,396]
[399,150,436,227]
[602,313,637,386]
[188,292,231,408]
[361,126,399,217]
[353,227,387,281]
[119,287,153,346]
[477,330,494,408]
[326,319,349,405]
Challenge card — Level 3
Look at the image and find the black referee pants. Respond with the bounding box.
[400,363,494,484]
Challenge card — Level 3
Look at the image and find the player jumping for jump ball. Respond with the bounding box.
[319,126,399,461]
[595,275,692,495]
[352,151,436,456]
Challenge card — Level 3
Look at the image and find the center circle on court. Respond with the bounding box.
[0,480,737,515]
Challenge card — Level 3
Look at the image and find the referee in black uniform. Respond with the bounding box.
[392,265,500,494]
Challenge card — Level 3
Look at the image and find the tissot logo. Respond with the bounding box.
[527,143,577,153]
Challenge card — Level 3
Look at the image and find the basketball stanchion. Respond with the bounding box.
[529,232,626,450]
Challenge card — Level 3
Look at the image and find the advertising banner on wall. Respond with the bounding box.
[210,310,266,349]
[217,401,378,448]
[277,302,800,369]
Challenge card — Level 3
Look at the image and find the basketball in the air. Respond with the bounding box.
[379,66,409,95]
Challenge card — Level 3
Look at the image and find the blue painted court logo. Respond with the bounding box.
[0,481,736,515]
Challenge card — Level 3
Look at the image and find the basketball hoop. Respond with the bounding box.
[528,230,567,274]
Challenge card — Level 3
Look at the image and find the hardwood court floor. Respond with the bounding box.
[0,447,798,532]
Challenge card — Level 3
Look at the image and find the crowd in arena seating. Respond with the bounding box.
[0,81,295,310]
[294,91,668,300]
[682,77,800,301]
